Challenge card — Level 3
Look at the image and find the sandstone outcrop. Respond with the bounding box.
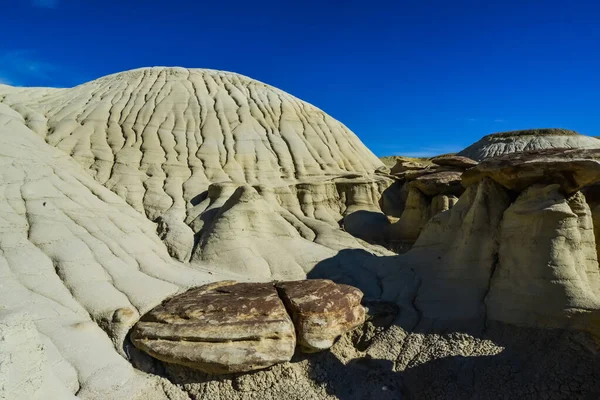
[0,69,389,397]
[430,154,478,168]
[401,178,510,325]
[0,67,392,281]
[342,209,390,244]
[0,102,239,399]
[384,154,476,250]
[430,194,459,216]
[130,280,366,373]
[389,186,431,245]
[584,184,600,262]
[409,170,463,197]
[486,185,600,333]
[130,281,297,374]
[458,128,600,161]
[462,148,600,193]
[275,280,365,352]
[389,157,433,175]
[0,68,384,220]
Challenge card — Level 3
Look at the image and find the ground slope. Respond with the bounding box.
[0,103,241,399]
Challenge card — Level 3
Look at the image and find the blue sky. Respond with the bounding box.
[1,0,599,156]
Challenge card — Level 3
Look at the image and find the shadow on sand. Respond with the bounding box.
[126,248,600,399]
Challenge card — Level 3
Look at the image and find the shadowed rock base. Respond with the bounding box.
[129,319,600,400]
[130,280,366,374]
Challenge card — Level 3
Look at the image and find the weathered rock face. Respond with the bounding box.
[275,280,365,352]
[343,210,390,244]
[130,281,297,374]
[430,154,478,169]
[191,185,323,280]
[431,194,459,216]
[130,279,366,373]
[486,185,600,334]
[0,67,384,221]
[390,158,432,175]
[156,209,195,262]
[458,128,600,161]
[402,178,511,325]
[409,170,464,197]
[583,184,600,263]
[390,187,431,244]
[462,148,600,194]
[384,156,476,249]
[0,312,75,400]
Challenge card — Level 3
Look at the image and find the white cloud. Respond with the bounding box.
[0,50,60,86]
[32,0,59,8]
[399,151,441,158]
[393,145,465,158]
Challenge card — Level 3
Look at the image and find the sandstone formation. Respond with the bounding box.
[2,67,600,399]
[130,280,366,372]
[401,178,511,325]
[486,185,600,332]
[584,184,600,262]
[0,70,390,398]
[275,280,365,352]
[430,154,478,168]
[430,194,459,216]
[0,67,391,279]
[130,281,296,374]
[389,157,433,175]
[389,186,431,244]
[342,209,390,244]
[0,102,244,399]
[462,148,600,194]
[458,128,600,161]
[385,156,473,250]
[408,170,463,197]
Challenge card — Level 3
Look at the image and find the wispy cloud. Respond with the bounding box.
[32,0,59,8]
[392,145,465,158]
[0,49,83,87]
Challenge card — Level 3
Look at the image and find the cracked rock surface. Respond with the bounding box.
[275,280,365,352]
[130,281,297,374]
[130,280,366,373]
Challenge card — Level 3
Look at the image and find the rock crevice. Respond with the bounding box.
[130,279,366,374]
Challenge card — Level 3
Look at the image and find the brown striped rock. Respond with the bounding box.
[130,281,296,374]
[275,279,365,352]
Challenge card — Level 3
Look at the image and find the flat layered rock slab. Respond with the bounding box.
[462,148,600,194]
[130,281,296,374]
[430,154,478,169]
[409,170,464,196]
[275,279,365,352]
